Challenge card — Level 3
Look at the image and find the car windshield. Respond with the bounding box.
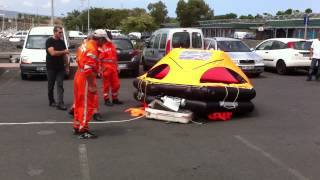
[26,35,51,49]
[112,39,133,50]
[217,41,251,52]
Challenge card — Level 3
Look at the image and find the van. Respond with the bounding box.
[19,26,71,80]
[141,28,204,70]
[68,30,87,39]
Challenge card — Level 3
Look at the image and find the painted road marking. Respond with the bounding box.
[79,144,91,180]
[234,135,310,180]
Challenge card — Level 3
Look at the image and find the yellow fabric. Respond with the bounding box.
[138,48,253,89]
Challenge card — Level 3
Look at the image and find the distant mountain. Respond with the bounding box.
[0,9,48,18]
[0,10,18,18]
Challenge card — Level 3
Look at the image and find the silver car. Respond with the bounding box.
[205,37,264,76]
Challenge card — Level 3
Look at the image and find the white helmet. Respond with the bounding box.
[93,29,108,39]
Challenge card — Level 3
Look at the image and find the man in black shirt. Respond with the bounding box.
[45,25,69,110]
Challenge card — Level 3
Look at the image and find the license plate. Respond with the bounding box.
[36,67,46,71]
[118,64,127,69]
[241,66,254,70]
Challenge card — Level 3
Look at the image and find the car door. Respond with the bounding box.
[143,35,155,66]
[254,40,274,67]
[158,33,167,59]
[151,33,161,66]
[268,41,287,67]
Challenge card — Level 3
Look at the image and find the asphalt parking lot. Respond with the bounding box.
[0,68,320,180]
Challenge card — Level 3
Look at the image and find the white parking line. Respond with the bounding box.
[79,144,91,180]
[234,135,310,180]
[0,116,144,126]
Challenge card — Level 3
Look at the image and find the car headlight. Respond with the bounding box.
[20,56,31,64]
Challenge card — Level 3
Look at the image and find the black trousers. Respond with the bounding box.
[47,69,65,105]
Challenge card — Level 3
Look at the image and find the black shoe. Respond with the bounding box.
[73,128,80,135]
[68,108,74,117]
[49,101,57,107]
[93,113,104,121]
[56,104,67,111]
[113,99,123,105]
[306,77,312,81]
[104,100,113,106]
[78,131,98,139]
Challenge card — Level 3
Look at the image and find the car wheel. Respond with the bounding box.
[141,57,149,71]
[276,60,287,75]
[21,73,27,80]
[132,69,140,77]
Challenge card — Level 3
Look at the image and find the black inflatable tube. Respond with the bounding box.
[133,92,254,114]
[133,79,256,102]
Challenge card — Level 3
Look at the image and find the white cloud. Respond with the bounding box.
[23,1,33,7]
[42,2,50,8]
[61,0,71,4]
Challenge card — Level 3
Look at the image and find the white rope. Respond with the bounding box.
[0,116,144,126]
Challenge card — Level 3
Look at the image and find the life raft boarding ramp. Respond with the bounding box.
[145,99,193,124]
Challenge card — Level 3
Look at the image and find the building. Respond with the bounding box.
[198,14,320,40]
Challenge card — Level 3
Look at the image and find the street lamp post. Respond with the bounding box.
[0,14,4,32]
[87,0,90,33]
[51,0,54,25]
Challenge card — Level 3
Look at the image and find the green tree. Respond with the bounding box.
[284,9,293,15]
[120,14,157,34]
[147,1,168,25]
[62,10,81,30]
[176,0,213,27]
[305,8,312,14]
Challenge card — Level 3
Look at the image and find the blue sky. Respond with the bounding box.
[0,0,319,17]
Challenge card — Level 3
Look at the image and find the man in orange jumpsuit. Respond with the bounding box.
[99,33,123,106]
[69,35,103,122]
[73,29,107,139]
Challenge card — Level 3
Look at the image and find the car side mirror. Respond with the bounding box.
[16,45,23,49]
[68,44,76,49]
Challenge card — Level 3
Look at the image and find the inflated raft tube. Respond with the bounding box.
[133,92,254,114]
[133,79,256,102]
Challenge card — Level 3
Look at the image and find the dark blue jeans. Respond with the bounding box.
[308,58,320,79]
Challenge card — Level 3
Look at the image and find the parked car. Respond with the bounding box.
[253,38,312,74]
[204,37,264,76]
[112,37,141,77]
[19,26,72,80]
[8,30,28,42]
[142,28,204,71]
[68,30,87,39]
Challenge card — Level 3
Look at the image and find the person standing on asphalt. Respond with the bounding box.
[307,33,320,81]
[73,29,107,139]
[45,26,69,110]
[99,31,123,106]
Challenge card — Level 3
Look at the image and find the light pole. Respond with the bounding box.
[87,0,90,33]
[304,14,309,39]
[0,14,4,32]
[51,0,54,25]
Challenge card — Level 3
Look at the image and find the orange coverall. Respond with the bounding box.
[73,39,99,133]
[99,41,120,101]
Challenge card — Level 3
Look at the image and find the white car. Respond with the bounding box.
[8,31,28,42]
[19,26,72,80]
[253,38,311,74]
[204,37,264,76]
[68,30,87,39]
